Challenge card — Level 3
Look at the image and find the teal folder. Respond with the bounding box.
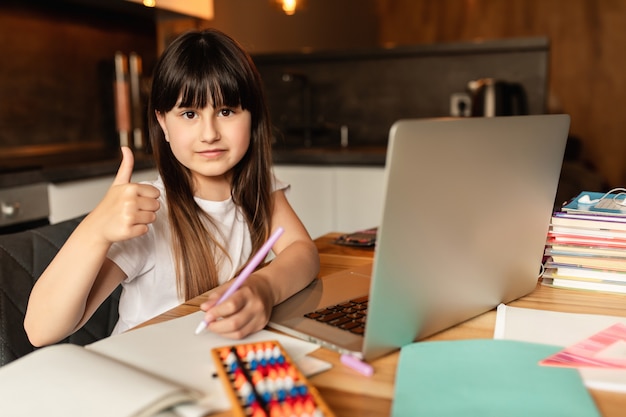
[391,339,601,417]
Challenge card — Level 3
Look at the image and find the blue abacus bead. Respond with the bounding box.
[262,390,272,404]
[276,388,287,402]
[249,358,259,370]
[297,384,308,396]
[245,392,257,407]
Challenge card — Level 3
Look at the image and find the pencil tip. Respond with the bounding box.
[194,321,207,335]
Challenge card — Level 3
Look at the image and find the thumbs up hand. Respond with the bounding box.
[87,147,161,244]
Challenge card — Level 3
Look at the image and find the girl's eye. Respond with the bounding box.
[182,111,197,119]
[218,108,234,117]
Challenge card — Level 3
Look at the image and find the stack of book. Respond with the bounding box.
[542,190,626,294]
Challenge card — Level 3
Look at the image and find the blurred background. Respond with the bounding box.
[0,0,621,235]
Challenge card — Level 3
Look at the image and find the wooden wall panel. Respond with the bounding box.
[376,0,626,187]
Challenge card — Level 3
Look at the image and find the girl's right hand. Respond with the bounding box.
[88,146,161,244]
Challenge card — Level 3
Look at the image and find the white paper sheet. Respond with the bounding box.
[494,304,626,392]
[88,311,328,414]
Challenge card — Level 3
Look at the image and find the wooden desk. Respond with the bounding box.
[140,233,626,416]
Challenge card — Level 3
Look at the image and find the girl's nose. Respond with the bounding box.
[202,117,220,142]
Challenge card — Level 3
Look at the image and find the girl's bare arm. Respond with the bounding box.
[24,147,160,346]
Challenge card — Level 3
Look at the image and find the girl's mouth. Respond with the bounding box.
[198,149,225,158]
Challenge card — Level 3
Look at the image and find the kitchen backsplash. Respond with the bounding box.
[0,1,156,164]
[253,37,549,148]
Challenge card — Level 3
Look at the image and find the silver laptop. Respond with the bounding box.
[269,115,570,361]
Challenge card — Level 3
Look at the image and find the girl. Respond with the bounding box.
[24,29,319,346]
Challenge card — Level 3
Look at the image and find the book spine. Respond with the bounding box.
[545,265,626,283]
[546,278,626,294]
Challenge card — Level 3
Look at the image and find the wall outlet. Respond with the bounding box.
[450,93,471,117]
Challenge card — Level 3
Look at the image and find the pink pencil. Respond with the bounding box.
[195,227,285,335]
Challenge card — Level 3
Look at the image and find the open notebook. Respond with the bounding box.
[270,115,571,361]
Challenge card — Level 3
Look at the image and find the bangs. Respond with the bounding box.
[177,69,243,110]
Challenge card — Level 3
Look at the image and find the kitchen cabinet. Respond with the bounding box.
[124,0,213,19]
[48,169,158,224]
[272,166,335,239]
[48,164,386,237]
[334,166,386,234]
[273,165,386,238]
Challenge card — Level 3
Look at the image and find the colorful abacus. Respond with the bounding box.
[212,340,335,417]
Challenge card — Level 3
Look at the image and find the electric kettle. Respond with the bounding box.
[467,78,528,117]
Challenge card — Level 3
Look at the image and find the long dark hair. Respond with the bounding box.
[148,29,274,300]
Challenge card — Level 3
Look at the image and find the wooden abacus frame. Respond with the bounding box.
[211,340,336,417]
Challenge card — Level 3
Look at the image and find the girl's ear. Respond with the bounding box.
[155,110,169,142]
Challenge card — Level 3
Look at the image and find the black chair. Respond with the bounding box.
[0,216,121,366]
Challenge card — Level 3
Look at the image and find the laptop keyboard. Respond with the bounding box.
[303,295,368,335]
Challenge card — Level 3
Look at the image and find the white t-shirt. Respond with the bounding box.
[107,175,287,334]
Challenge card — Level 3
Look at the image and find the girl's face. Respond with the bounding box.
[156,101,252,200]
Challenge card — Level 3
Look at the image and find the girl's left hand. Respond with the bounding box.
[198,277,273,338]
